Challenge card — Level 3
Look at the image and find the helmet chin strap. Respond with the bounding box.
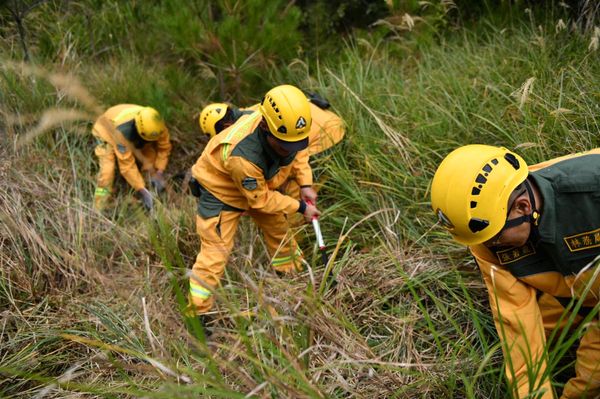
[502,179,541,229]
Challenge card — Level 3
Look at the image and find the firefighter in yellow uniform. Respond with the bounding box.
[189,85,321,324]
[92,104,172,210]
[431,145,600,399]
[199,92,344,223]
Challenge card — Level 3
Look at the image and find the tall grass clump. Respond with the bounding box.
[301,8,599,396]
[307,10,600,249]
[2,2,600,398]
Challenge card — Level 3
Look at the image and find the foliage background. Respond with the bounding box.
[1,0,599,397]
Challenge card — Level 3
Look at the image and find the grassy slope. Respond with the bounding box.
[1,4,600,399]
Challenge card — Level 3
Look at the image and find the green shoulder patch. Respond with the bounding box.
[496,242,536,265]
[563,227,600,252]
[242,177,258,191]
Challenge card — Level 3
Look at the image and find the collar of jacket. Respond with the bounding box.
[257,126,296,164]
[117,119,147,148]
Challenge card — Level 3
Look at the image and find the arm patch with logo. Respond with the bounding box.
[117,143,127,154]
[242,177,258,191]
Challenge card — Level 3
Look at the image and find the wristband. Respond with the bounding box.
[297,200,307,214]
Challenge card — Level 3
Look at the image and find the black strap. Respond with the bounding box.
[523,180,541,226]
[501,179,541,230]
[305,91,331,109]
[503,215,530,229]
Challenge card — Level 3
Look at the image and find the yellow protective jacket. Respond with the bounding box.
[470,149,600,398]
[305,102,345,156]
[192,111,310,215]
[92,104,172,190]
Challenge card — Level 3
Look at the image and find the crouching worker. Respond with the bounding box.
[92,104,171,211]
[431,145,600,399]
[199,92,345,226]
[188,85,321,327]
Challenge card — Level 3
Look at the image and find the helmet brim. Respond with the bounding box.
[273,136,309,152]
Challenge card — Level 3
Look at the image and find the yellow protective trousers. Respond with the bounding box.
[189,210,303,314]
[94,142,116,208]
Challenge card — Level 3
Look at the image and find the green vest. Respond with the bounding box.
[117,120,146,149]
[230,127,296,180]
[493,154,600,279]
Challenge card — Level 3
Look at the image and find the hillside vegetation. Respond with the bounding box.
[1,1,599,397]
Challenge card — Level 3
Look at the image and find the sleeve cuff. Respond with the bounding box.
[133,182,145,191]
[296,178,313,187]
[297,200,307,214]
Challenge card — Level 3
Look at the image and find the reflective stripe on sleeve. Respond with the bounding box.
[221,112,261,162]
[272,247,303,266]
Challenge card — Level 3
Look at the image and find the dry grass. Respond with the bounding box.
[0,150,492,397]
[3,4,598,396]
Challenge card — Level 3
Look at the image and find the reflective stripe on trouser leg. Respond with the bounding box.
[272,246,303,272]
[248,210,303,273]
[95,187,110,196]
[189,211,242,315]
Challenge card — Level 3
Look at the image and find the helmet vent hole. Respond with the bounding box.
[491,158,499,165]
[468,218,489,233]
[277,126,287,134]
[504,153,520,170]
[483,164,492,173]
[470,201,477,208]
[475,174,487,184]
[471,187,481,195]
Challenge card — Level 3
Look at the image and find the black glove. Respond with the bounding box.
[137,188,153,211]
[150,171,166,193]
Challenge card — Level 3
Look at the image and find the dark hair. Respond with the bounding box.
[214,108,235,134]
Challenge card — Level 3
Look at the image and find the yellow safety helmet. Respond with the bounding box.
[134,107,165,141]
[431,145,529,245]
[259,84,312,151]
[199,103,229,138]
